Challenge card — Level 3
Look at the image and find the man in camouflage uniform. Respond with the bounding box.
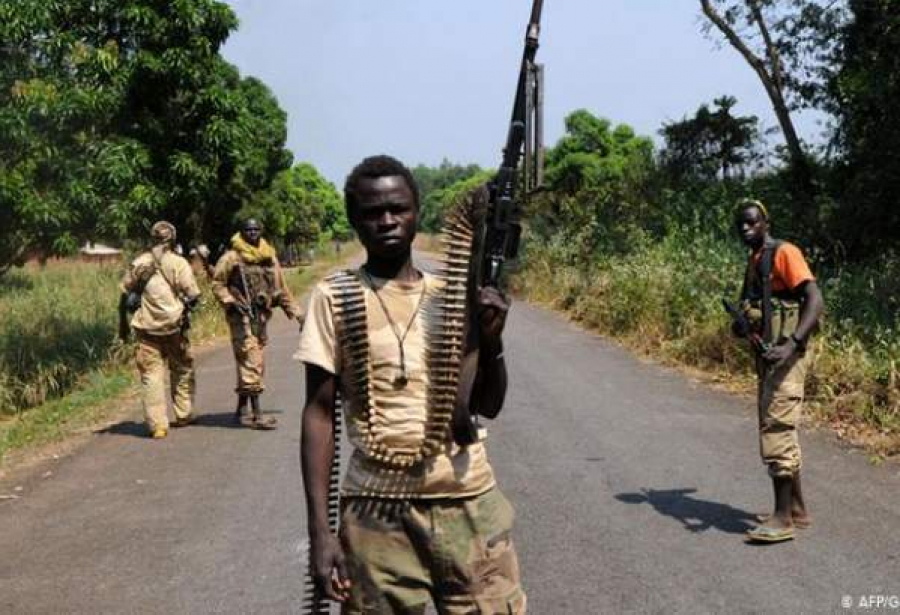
[212,219,302,429]
[299,156,525,613]
[119,221,201,439]
[732,199,823,544]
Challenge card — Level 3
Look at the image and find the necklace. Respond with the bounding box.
[361,268,428,388]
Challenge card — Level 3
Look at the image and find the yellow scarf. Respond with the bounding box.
[231,233,277,264]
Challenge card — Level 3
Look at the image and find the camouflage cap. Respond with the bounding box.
[151,221,176,244]
[736,198,769,220]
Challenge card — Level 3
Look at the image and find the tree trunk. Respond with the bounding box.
[700,0,817,209]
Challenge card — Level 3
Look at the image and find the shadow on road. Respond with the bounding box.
[193,410,286,430]
[615,488,756,535]
[95,421,146,438]
[95,409,287,436]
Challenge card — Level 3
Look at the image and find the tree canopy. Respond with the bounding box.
[0,0,292,272]
[411,160,485,232]
[238,162,348,257]
[659,96,762,184]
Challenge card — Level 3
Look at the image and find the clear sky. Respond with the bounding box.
[221,0,823,185]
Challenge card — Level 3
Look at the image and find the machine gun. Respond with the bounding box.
[452,0,546,445]
[482,0,545,289]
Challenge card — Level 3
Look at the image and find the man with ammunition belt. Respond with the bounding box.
[730,199,823,544]
[212,219,302,429]
[119,221,201,439]
[299,156,526,613]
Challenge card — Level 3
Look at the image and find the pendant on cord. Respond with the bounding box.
[393,371,409,389]
[393,354,409,389]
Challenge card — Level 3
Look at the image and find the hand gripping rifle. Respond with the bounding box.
[722,298,769,354]
[451,0,546,445]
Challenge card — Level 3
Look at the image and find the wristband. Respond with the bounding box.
[789,333,806,350]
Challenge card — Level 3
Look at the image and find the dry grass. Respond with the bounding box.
[514,232,900,459]
[0,241,362,465]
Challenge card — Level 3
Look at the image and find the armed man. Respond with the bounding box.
[730,199,823,544]
[299,156,525,613]
[212,218,303,429]
[119,221,201,439]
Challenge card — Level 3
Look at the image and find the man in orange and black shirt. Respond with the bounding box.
[733,199,823,544]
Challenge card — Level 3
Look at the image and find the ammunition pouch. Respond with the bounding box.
[228,262,280,312]
[743,298,800,344]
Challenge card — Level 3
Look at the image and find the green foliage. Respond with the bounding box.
[829,0,900,257]
[0,0,292,273]
[239,163,348,256]
[659,96,762,183]
[423,170,494,234]
[0,263,124,414]
[529,109,657,256]
[515,97,898,442]
[411,160,485,232]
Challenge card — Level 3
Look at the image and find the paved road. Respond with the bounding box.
[1,256,899,614]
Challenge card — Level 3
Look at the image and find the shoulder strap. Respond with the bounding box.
[151,248,181,301]
[759,239,783,344]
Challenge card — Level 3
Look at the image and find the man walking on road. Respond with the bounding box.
[731,199,823,544]
[299,155,526,613]
[119,221,201,439]
[212,219,303,429]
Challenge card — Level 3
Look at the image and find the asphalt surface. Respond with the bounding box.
[1,254,899,614]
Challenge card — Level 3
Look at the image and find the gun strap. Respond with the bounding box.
[150,248,181,301]
[758,239,782,344]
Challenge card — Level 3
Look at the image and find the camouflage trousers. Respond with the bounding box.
[339,488,526,614]
[135,331,194,431]
[756,348,814,478]
[227,312,269,395]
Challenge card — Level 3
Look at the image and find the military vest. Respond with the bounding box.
[227,258,281,311]
[740,239,800,344]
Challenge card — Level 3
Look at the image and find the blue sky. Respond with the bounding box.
[221,0,824,185]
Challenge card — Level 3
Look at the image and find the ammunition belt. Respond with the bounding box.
[325,193,477,469]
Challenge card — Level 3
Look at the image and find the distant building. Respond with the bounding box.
[79,242,122,265]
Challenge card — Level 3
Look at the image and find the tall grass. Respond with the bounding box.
[0,242,361,463]
[514,228,900,453]
[0,241,361,421]
[0,263,126,415]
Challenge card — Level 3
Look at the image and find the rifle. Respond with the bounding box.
[452,0,546,445]
[722,298,769,354]
[237,261,264,339]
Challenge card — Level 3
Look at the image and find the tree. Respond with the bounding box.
[0,0,155,271]
[698,0,843,211]
[411,160,484,232]
[530,109,657,256]
[660,96,762,183]
[0,0,292,274]
[238,162,347,259]
[829,0,900,256]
